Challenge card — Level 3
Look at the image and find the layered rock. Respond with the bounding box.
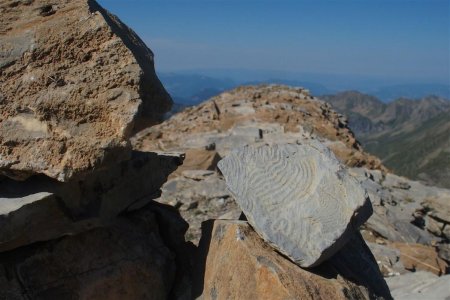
[158,170,238,242]
[0,203,189,300]
[0,1,190,299]
[0,0,171,182]
[350,167,450,264]
[218,142,372,267]
[0,151,182,252]
[194,220,391,299]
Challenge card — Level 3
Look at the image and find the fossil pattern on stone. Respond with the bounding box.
[218,141,372,267]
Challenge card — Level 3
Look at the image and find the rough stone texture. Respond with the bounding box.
[170,149,220,179]
[133,85,385,171]
[0,0,172,182]
[386,271,450,300]
[218,141,372,267]
[367,242,406,276]
[158,172,238,243]
[0,204,183,300]
[391,242,448,275]
[0,151,182,252]
[194,220,391,300]
[438,243,450,263]
[350,167,449,246]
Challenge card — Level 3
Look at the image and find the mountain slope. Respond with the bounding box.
[322,91,450,188]
[363,111,450,188]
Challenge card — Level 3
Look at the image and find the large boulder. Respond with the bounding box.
[194,220,391,299]
[0,151,182,252]
[0,204,186,300]
[0,0,172,182]
[218,141,372,267]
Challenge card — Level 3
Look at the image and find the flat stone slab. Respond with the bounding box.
[218,141,372,267]
[0,151,181,252]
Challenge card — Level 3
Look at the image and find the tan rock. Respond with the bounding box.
[391,242,448,275]
[194,220,391,300]
[0,151,182,252]
[171,148,221,178]
[0,0,171,182]
[0,205,180,300]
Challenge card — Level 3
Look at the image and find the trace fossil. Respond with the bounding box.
[218,141,372,267]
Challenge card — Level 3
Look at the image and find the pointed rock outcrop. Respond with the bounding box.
[0,0,171,182]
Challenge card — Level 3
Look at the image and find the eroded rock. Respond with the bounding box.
[0,0,172,182]
[0,204,182,300]
[218,141,372,267]
[0,151,182,252]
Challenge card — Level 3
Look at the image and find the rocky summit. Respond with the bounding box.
[1,1,448,299]
[133,85,385,171]
[135,84,450,298]
[218,141,372,267]
[0,0,171,182]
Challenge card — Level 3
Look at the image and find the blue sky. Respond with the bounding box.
[98,0,449,84]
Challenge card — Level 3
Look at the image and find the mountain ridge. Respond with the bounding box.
[321,91,450,188]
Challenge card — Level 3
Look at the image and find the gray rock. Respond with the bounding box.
[422,196,450,224]
[0,205,179,300]
[181,170,215,181]
[386,271,450,300]
[218,141,373,267]
[351,167,447,245]
[438,243,450,262]
[157,172,240,244]
[367,242,406,276]
[0,151,181,252]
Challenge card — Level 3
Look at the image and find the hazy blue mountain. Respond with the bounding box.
[371,84,450,102]
[159,70,449,106]
[158,72,332,105]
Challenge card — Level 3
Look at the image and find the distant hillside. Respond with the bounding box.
[372,84,450,102]
[364,111,450,188]
[322,91,450,188]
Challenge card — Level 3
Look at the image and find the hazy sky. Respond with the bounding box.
[98,0,449,83]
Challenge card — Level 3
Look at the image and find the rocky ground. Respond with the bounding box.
[1,0,448,299]
[134,84,450,298]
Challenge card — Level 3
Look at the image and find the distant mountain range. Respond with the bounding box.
[158,71,450,104]
[158,73,235,105]
[159,72,450,187]
[322,91,450,188]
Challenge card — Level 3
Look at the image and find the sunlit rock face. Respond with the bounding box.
[0,0,171,182]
